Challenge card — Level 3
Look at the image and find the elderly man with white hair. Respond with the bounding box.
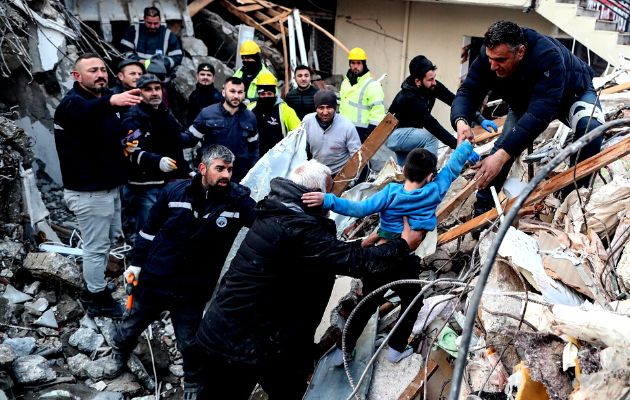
[195,159,425,399]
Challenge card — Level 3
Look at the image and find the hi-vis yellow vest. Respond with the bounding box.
[339,73,385,128]
[233,65,274,102]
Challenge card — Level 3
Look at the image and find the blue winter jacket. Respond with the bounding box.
[323,141,473,233]
[181,103,259,182]
[451,28,594,157]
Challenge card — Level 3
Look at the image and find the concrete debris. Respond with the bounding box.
[39,389,78,399]
[2,284,33,304]
[106,372,143,396]
[126,355,155,391]
[0,345,16,368]
[23,252,83,289]
[68,328,105,354]
[25,297,49,316]
[13,355,57,384]
[3,337,36,357]
[67,353,90,379]
[168,364,184,377]
[34,309,58,329]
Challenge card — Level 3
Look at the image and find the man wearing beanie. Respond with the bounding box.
[303,90,361,174]
[387,54,494,165]
[187,63,223,124]
[339,47,385,142]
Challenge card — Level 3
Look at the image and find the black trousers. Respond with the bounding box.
[113,289,205,383]
[343,256,423,353]
[197,349,310,400]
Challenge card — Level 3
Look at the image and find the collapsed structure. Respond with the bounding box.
[0,0,629,399]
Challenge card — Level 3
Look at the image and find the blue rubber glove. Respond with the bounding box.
[467,151,480,165]
[481,119,498,133]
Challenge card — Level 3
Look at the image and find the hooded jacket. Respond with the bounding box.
[132,174,256,301]
[54,82,127,191]
[451,27,595,157]
[196,177,411,365]
[389,77,460,149]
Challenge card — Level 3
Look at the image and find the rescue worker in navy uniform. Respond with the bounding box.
[120,6,183,76]
[450,20,604,220]
[121,73,190,242]
[187,62,223,124]
[54,53,141,318]
[112,59,145,95]
[109,145,256,400]
[195,160,425,399]
[182,77,259,182]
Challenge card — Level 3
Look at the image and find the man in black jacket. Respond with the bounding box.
[54,53,141,318]
[195,160,425,399]
[187,63,223,124]
[387,55,492,165]
[451,21,604,216]
[285,65,319,119]
[122,73,190,242]
[110,145,256,399]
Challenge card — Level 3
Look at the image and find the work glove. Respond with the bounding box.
[123,265,141,282]
[467,151,480,165]
[481,119,498,133]
[159,157,177,172]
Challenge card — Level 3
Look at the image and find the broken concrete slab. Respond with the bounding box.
[3,337,36,357]
[181,36,208,57]
[67,353,90,379]
[25,297,49,316]
[168,364,183,377]
[93,317,116,347]
[2,284,33,304]
[0,345,16,368]
[34,309,58,329]
[68,328,105,354]
[23,252,83,289]
[105,372,142,396]
[12,354,57,384]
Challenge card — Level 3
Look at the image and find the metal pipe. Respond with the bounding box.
[293,9,308,66]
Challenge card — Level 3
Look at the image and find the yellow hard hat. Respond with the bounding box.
[255,72,277,86]
[240,40,261,56]
[348,47,367,61]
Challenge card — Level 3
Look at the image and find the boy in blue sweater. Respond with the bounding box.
[302,138,475,364]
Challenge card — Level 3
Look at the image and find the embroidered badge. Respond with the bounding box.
[216,216,228,228]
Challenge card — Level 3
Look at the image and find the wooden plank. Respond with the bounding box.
[332,113,399,196]
[221,0,279,43]
[259,10,291,26]
[436,180,476,223]
[601,81,630,94]
[398,360,439,400]
[187,0,216,17]
[235,4,266,12]
[472,116,506,144]
[300,15,350,53]
[280,19,289,97]
[253,10,282,32]
[437,135,630,245]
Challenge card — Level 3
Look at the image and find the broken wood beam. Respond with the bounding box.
[187,0,216,18]
[221,0,279,43]
[398,359,438,400]
[472,116,506,144]
[601,81,630,94]
[332,113,399,196]
[253,10,282,32]
[437,134,630,245]
[436,180,476,223]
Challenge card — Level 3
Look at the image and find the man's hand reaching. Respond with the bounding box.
[111,88,141,107]
[401,216,425,251]
[301,192,325,207]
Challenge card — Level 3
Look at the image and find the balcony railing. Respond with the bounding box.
[586,0,630,31]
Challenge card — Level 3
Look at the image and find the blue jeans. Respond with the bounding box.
[122,185,161,243]
[476,88,604,210]
[64,188,123,293]
[386,127,439,165]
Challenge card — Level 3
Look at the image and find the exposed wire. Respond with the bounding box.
[448,118,630,400]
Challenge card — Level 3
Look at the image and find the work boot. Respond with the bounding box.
[102,347,127,379]
[183,382,203,400]
[86,289,124,319]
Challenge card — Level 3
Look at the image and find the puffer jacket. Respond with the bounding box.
[451,27,595,157]
[131,174,256,301]
[196,177,411,365]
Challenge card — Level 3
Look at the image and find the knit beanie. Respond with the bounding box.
[409,55,436,79]
[313,90,337,109]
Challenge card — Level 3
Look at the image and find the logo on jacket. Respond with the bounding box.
[267,116,279,126]
[543,70,550,78]
[216,216,228,228]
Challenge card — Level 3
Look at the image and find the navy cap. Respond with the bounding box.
[136,74,162,89]
[197,63,215,74]
[117,59,145,73]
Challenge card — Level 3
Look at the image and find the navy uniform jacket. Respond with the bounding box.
[451,28,594,157]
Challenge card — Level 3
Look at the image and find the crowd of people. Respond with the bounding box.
[52,10,604,398]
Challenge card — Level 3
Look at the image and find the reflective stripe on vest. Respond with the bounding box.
[346,78,377,128]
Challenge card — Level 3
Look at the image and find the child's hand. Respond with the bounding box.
[302,192,325,207]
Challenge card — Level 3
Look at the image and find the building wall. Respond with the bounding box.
[334,1,561,128]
